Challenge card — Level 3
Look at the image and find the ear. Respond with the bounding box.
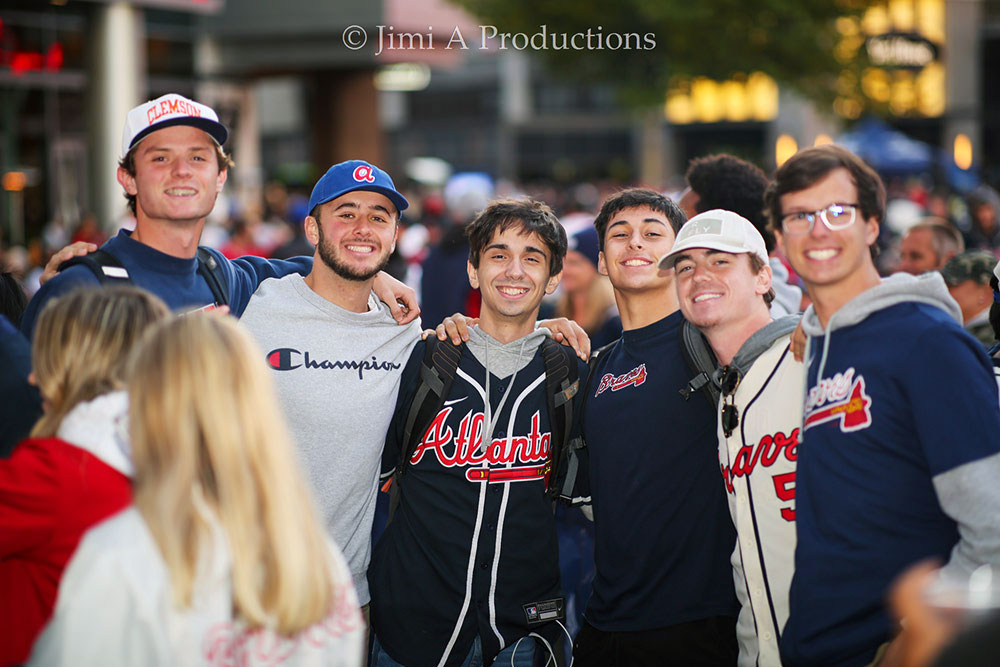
[117,167,137,196]
[597,250,608,276]
[545,271,562,295]
[304,216,320,246]
[215,166,228,194]
[863,216,880,247]
[774,229,786,256]
[755,260,773,297]
[467,260,479,289]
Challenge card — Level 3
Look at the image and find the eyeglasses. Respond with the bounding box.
[780,203,859,235]
[721,366,741,438]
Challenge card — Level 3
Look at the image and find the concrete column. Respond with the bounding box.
[496,51,531,180]
[636,109,667,189]
[311,70,382,170]
[944,0,982,166]
[88,2,144,231]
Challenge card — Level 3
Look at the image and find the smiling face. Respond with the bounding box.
[306,190,398,282]
[598,205,678,294]
[675,248,772,332]
[468,224,561,331]
[775,167,879,302]
[117,125,227,228]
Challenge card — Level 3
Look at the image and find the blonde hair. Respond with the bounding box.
[127,315,337,635]
[30,287,170,438]
[555,274,617,335]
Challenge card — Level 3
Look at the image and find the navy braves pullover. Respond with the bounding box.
[582,311,739,631]
[781,273,1000,666]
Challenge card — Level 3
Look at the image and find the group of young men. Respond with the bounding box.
[17,93,1000,667]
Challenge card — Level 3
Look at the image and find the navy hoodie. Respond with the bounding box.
[781,272,1000,666]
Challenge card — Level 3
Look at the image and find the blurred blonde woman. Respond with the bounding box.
[0,287,170,666]
[30,314,363,666]
[555,225,621,349]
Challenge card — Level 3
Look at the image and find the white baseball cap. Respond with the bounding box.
[658,209,768,270]
[121,93,228,157]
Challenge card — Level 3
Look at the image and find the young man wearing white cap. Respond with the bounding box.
[659,210,802,667]
[20,93,417,337]
[767,145,1000,667]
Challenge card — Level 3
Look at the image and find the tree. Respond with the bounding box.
[450,0,870,106]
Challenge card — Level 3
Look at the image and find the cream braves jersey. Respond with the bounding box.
[718,334,802,667]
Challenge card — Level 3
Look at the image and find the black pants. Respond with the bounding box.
[573,616,738,667]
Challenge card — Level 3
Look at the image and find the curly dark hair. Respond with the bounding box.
[686,154,772,252]
[466,199,567,277]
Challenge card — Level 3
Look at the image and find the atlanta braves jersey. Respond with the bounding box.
[718,332,802,667]
[782,275,1000,667]
[369,335,585,667]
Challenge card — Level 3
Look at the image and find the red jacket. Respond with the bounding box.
[0,437,131,665]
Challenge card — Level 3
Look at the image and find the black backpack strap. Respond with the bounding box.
[196,247,230,307]
[388,337,464,523]
[679,318,720,409]
[540,338,580,498]
[57,249,131,285]
[554,337,617,503]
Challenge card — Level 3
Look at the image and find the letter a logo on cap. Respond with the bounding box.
[353,165,376,183]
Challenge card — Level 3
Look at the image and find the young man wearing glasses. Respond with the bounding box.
[573,189,739,666]
[766,145,1000,667]
[658,210,802,667]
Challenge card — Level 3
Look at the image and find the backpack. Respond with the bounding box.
[58,247,230,307]
[678,319,721,408]
[389,335,580,517]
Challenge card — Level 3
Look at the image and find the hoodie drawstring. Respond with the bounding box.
[478,337,528,455]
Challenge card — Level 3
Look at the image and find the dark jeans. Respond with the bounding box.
[573,616,738,667]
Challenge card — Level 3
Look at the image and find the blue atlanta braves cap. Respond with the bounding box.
[308,160,409,216]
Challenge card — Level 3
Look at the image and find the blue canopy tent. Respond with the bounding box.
[836,117,979,191]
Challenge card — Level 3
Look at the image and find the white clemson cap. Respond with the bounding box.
[658,209,768,269]
[121,93,228,157]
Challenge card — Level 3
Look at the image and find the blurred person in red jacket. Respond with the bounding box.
[0,287,169,665]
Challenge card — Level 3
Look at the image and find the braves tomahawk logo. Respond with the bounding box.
[411,408,552,484]
[353,164,376,183]
[594,363,647,397]
[803,367,873,433]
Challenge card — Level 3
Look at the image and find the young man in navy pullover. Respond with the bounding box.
[768,145,1000,667]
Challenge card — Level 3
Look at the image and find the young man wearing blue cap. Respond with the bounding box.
[240,161,423,617]
[21,93,417,337]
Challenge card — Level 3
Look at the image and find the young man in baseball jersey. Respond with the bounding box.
[767,145,1000,666]
[369,199,587,667]
[659,210,802,667]
[574,189,739,666]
